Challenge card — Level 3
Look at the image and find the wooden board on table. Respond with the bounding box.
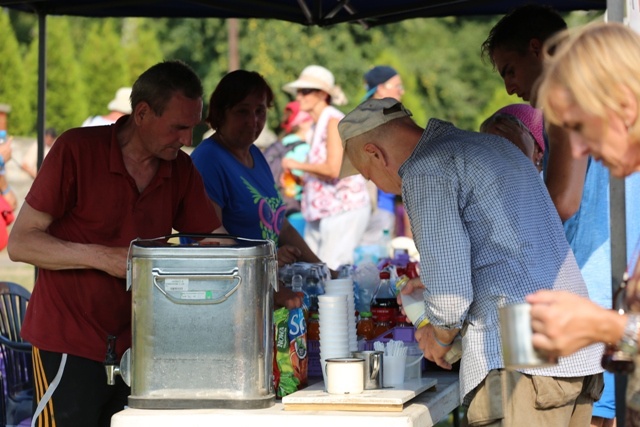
[282,377,437,412]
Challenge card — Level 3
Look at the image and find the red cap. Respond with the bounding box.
[406,262,419,279]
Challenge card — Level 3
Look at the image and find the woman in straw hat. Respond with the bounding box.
[529,21,640,424]
[282,65,370,269]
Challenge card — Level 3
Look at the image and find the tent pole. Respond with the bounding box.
[34,11,46,284]
[607,3,627,427]
[36,11,46,173]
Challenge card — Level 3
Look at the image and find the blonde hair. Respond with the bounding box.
[536,22,640,143]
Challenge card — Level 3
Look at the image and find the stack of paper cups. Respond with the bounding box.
[324,278,358,352]
[318,294,350,386]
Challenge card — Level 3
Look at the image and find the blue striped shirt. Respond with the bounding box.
[400,119,603,403]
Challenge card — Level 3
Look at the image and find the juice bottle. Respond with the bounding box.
[356,311,375,340]
[307,313,320,341]
[372,312,393,338]
[282,170,297,198]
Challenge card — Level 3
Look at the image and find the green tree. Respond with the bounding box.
[0,10,31,135]
[474,87,520,131]
[80,19,129,117]
[122,18,163,85]
[25,16,88,133]
[4,8,603,140]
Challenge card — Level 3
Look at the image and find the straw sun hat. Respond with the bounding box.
[283,65,348,106]
[108,87,133,114]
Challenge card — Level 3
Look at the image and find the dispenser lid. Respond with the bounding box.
[130,234,275,259]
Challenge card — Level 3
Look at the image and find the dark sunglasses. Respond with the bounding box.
[297,88,318,96]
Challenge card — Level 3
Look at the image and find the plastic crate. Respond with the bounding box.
[360,326,417,351]
[308,327,423,378]
[360,327,425,377]
[307,339,322,378]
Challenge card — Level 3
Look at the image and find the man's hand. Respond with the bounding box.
[95,246,129,279]
[275,286,302,310]
[527,290,620,358]
[415,324,459,370]
[277,245,302,268]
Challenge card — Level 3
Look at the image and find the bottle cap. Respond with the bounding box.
[291,274,303,289]
[360,311,372,318]
[379,271,390,279]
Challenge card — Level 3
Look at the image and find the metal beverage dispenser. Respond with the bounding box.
[114,235,277,409]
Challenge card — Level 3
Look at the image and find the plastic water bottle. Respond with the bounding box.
[303,267,323,314]
[371,270,399,326]
[291,274,309,317]
[379,229,392,262]
[396,262,463,364]
[0,130,7,145]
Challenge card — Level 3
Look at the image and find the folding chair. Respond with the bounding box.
[0,282,33,426]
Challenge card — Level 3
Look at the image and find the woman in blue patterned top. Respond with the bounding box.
[189,70,327,306]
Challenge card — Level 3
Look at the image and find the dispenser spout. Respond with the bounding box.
[104,335,121,385]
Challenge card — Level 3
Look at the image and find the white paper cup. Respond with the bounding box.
[318,295,348,303]
[321,345,350,355]
[320,338,350,346]
[383,354,407,387]
[319,320,349,329]
[325,278,354,286]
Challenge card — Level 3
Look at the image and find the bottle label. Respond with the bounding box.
[371,306,396,321]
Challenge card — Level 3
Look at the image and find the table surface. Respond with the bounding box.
[110,371,460,427]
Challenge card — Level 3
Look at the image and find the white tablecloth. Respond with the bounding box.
[111,371,460,427]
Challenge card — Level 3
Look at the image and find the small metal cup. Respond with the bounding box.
[498,303,558,369]
[352,350,384,390]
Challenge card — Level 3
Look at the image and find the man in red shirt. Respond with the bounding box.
[8,60,221,427]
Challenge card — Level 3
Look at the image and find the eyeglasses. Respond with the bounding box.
[384,83,404,91]
[297,88,318,96]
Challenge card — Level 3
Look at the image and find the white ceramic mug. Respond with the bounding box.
[325,357,364,395]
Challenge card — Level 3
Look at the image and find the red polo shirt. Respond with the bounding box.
[22,118,220,362]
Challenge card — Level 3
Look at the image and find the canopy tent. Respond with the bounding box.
[0,0,606,27]
[0,0,630,423]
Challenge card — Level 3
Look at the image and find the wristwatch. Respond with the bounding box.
[619,313,640,356]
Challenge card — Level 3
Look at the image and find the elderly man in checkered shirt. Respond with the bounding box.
[338,98,603,427]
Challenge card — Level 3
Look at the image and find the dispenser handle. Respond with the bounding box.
[151,268,242,305]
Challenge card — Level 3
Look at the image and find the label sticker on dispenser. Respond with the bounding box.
[180,291,214,300]
[164,278,189,292]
